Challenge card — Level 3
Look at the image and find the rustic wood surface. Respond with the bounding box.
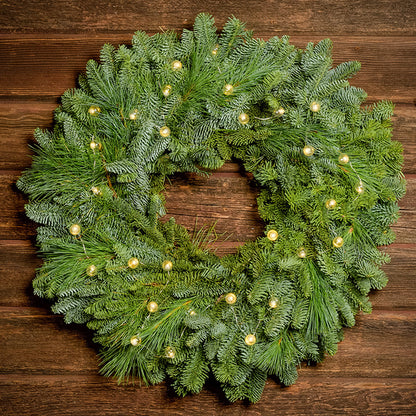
[0,1,415,415]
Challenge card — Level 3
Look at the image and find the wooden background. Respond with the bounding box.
[1,1,415,414]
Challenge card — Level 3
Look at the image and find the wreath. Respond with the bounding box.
[18,14,405,403]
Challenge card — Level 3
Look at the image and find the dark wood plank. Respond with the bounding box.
[164,167,264,245]
[1,2,415,415]
[0,36,414,101]
[376,245,416,310]
[1,307,414,379]
[1,242,415,310]
[315,310,416,378]
[0,241,40,307]
[0,0,415,36]
[390,175,416,245]
[0,101,56,172]
[164,171,416,245]
[1,102,414,173]
[393,104,416,174]
[2,171,415,244]
[0,307,98,375]
[0,374,415,416]
[0,172,37,240]
[2,169,415,244]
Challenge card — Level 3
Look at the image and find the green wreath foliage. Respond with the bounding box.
[17,14,405,402]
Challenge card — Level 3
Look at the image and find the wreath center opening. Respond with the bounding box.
[163,160,264,255]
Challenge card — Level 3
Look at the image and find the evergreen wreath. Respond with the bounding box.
[17,14,405,403]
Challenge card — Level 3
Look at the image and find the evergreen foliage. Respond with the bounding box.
[17,14,405,402]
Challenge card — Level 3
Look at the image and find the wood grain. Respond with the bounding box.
[1,0,415,414]
[1,171,415,243]
[0,36,415,101]
[1,307,414,378]
[1,239,415,310]
[1,102,415,173]
[0,0,415,36]
[1,375,415,416]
